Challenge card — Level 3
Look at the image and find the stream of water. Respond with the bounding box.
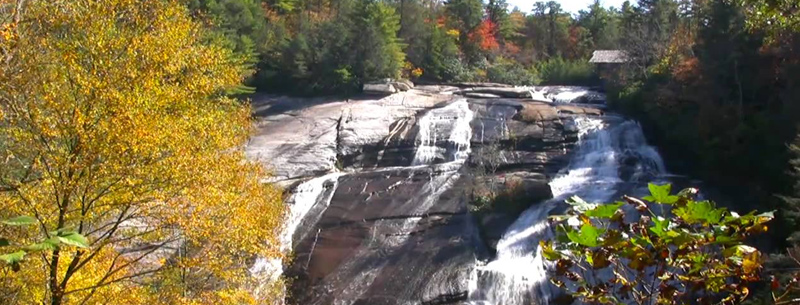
[468,113,667,305]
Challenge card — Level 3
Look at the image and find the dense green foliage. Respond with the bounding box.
[545,184,773,304]
[191,0,628,93]
[537,57,597,85]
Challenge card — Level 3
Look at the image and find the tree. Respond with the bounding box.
[543,184,773,305]
[421,21,461,81]
[0,215,90,274]
[528,1,570,59]
[397,0,432,69]
[351,0,405,81]
[188,0,271,88]
[469,19,500,52]
[739,0,800,38]
[635,0,680,64]
[445,0,484,35]
[577,0,620,49]
[486,0,512,40]
[781,135,800,245]
[445,0,484,60]
[0,1,285,304]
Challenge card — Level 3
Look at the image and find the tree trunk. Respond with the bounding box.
[49,249,62,305]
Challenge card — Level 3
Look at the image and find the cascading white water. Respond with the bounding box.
[469,115,667,305]
[413,99,474,165]
[280,173,346,249]
[546,88,607,104]
[250,173,343,287]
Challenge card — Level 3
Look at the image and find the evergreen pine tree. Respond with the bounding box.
[351,0,405,81]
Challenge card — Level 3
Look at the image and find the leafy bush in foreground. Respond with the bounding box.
[543,184,773,305]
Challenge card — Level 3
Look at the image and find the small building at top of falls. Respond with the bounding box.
[589,50,631,87]
[589,50,630,64]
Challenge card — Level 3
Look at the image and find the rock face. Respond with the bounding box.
[246,86,605,304]
[246,96,346,181]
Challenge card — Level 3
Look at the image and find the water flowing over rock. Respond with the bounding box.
[468,116,668,305]
[245,86,668,305]
[413,99,474,165]
[544,87,607,105]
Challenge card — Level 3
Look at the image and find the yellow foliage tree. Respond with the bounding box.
[0,0,285,304]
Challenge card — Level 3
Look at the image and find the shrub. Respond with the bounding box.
[543,183,773,305]
[537,57,599,85]
[486,57,541,85]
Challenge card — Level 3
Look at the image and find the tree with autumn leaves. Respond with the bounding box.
[0,1,285,304]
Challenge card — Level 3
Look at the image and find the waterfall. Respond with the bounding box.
[250,172,343,284]
[469,115,667,305]
[281,173,346,249]
[413,99,474,165]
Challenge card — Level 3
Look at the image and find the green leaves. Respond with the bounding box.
[649,216,670,237]
[644,183,679,204]
[723,244,757,259]
[565,224,604,247]
[0,215,89,271]
[57,232,89,248]
[24,238,60,252]
[540,240,562,260]
[585,202,624,218]
[546,183,770,305]
[1,215,36,226]
[0,251,25,264]
[674,200,724,225]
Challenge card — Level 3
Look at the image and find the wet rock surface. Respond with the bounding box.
[246,86,605,304]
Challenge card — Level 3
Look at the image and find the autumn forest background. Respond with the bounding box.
[1,0,800,304]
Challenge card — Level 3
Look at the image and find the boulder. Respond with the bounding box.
[398,79,415,89]
[414,85,460,93]
[393,81,412,92]
[245,96,346,181]
[363,79,415,94]
[556,104,604,116]
[363,82,398,95]
[515,102,560,122]
[247,85,597,304]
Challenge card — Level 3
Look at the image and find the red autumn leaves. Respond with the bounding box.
[468,19,500,51]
